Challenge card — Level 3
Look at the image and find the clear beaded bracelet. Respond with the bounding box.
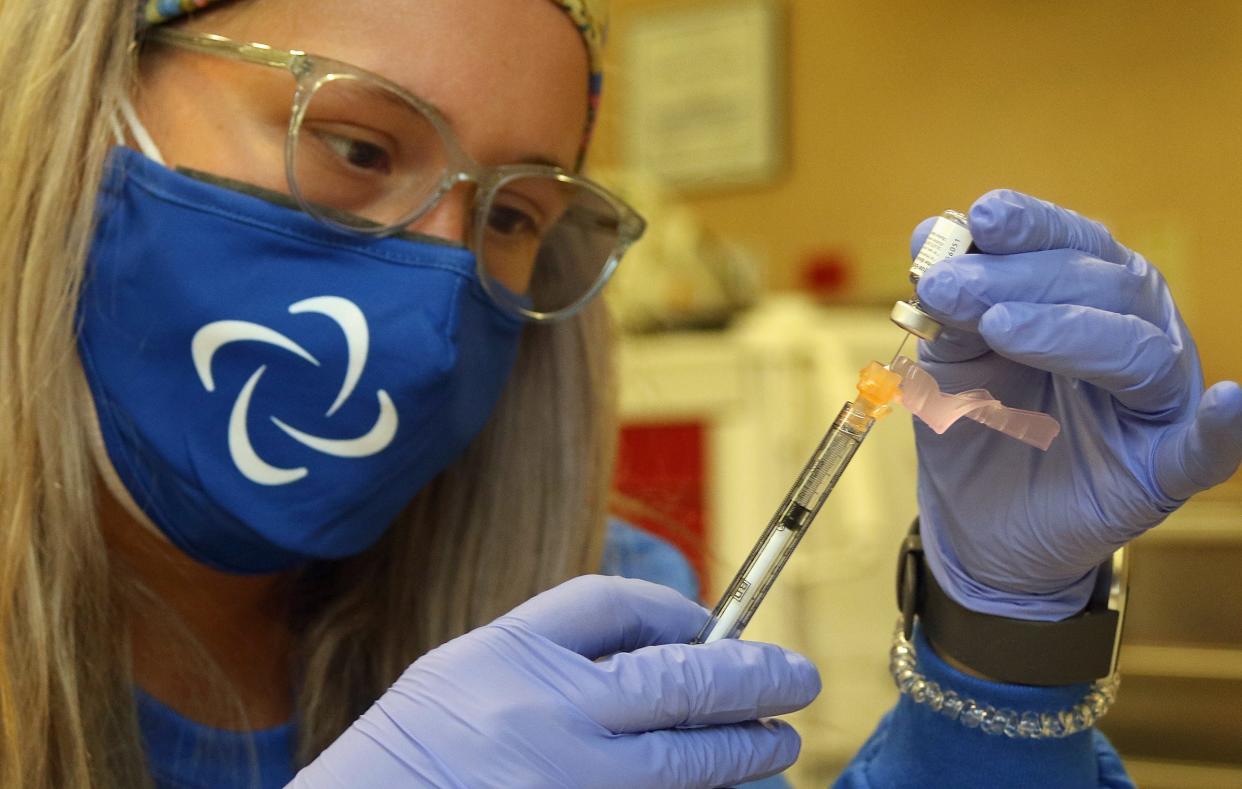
[889,619,1120,739]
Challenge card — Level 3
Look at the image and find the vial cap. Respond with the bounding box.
[890,299,943,341]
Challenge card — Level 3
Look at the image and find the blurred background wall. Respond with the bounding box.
[590,0,1242,402]
[595,2,1242,787]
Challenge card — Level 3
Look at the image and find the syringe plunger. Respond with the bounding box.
[692,401,875,644]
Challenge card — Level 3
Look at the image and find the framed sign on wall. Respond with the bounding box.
[623,0,784,190]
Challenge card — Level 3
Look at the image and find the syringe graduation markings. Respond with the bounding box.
[692,363,899,644]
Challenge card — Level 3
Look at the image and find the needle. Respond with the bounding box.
[888,332,911,367]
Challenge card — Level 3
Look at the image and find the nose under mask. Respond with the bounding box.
[81,107,523,572]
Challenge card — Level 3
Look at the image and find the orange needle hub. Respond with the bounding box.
[855,360,902,419]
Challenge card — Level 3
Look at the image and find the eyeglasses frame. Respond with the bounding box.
[142,27,647,322]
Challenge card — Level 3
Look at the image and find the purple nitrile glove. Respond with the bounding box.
[290,574,820,788]
[908,189,1242,621]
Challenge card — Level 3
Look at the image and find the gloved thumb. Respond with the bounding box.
[1156,381,1242,501]
[495,575,708,660]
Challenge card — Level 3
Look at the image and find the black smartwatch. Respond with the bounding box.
[896,519,1129,686]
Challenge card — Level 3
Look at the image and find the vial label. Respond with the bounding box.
[910,214,973,284]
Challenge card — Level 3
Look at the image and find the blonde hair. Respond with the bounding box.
[0,1,616,785]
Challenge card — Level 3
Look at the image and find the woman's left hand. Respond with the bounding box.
[909,190,1242,620]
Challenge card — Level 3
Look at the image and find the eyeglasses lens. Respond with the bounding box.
[480,176,621,315]
[291,73,624,318]
[291,75,448,231]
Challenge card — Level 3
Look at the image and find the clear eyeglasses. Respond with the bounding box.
[144,28,647,322]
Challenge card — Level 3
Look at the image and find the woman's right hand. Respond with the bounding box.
[290,575,821,789]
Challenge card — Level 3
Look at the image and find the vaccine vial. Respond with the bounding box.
[891,210,974,341]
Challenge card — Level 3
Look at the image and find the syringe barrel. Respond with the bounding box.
[693,402,874,644]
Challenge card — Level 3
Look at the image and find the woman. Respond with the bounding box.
[1,0,1238,787]
[3,0,818,784]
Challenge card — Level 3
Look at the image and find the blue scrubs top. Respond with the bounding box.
[138,521,1133,787]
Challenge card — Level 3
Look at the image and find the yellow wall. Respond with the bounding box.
[592,0,1242,490]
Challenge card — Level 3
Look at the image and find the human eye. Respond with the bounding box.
[305,123,394,175]
[486,197,545,239]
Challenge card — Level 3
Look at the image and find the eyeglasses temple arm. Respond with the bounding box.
[144,28,303,71]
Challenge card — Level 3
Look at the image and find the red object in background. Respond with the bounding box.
[800,248,853,299]
[614,422,709,600]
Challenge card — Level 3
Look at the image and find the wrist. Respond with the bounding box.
[890,622,1117,738]
[869,621,1115,789]
[925,633,994,680]
[921,520,1100,621]
[897,520,1129,687]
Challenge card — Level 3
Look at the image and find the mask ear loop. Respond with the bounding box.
[108,112,126,147]
[115,95,167,166]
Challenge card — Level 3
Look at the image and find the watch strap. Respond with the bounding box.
[896,520,1123,686]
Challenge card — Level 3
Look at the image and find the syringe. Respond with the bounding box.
[692,361,901,644]
[693,208,974,645]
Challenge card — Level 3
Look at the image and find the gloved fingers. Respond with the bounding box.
[589,639,820,733]
[967,189,1132,265]
[977,302,1190,415]
[915,249,1167,332]
[496,575,708,660]
[908,191,1130,270]
[1155,381,1242,501]
[908,217,993,363]
[637,718,801,789]
[917,326,991,365]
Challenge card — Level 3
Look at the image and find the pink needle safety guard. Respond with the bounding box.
[890,355,1061,451]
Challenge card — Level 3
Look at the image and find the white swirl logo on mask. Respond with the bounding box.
[191,296,398,486]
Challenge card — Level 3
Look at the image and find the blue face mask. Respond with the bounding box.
[79,147,523,573]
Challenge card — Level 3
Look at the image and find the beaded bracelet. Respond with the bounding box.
[889,619,1120,739]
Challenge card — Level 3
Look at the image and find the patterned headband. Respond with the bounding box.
[137,0,608,161]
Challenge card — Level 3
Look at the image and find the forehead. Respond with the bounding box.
[196,0,590,169]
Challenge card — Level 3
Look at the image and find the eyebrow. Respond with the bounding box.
[350,64,572,172]
[325,56,571,171]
